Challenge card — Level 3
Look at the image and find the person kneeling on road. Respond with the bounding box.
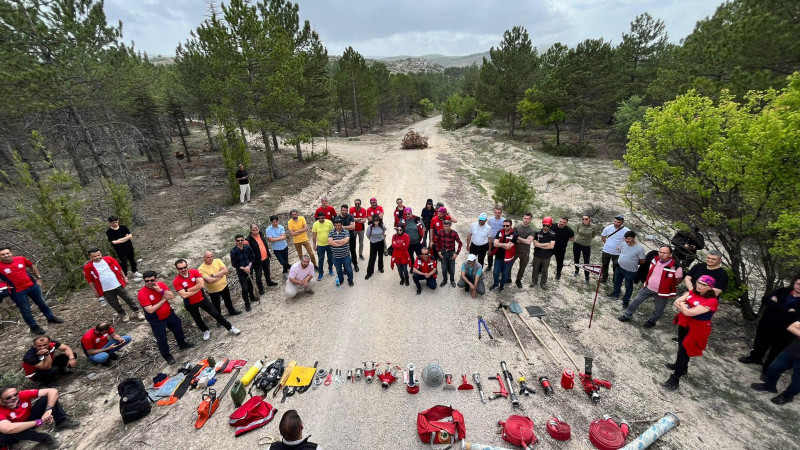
[286,256,316,299]
[81,322,132,365]
[412,247,437,295]
[22,336,77,385]
[173,259,241,342]
[265,409,323,450]
[457,254,485,299]
[0,385,80,449]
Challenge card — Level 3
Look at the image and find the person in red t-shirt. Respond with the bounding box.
[314,197,337,221]
[412,247,438,295]
[366,198,384,221]
[391,226,411,286]
[81,322,132,365]
[0,247,62,335]
[138,270,193,364]
[350,198,368,260]
[21,336,77,384]
[173,259,240,342]
[428,207,457,249]
[0,385,79,448]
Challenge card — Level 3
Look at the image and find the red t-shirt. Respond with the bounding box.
[138,282,173,320]
[350,206,368,231]
[430,215,452,235]
[81,326,116,351]
[366,206,384,219]
[0,256,35,291]
[414,256,438,279]
[0,389,38,422]
[172,270,204,305]
[315,206,337,221]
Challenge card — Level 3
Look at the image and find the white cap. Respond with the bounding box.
[467,254,477,262]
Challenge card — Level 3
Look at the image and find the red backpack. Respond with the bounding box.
[417,405,466,445]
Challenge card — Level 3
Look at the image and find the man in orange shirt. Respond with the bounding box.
[246,224,278,296]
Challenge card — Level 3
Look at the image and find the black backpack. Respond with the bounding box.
[118,378,152,423]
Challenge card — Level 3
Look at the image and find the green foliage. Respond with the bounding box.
[540,141,595,157]
[612,95,648,141]
[562,38,618,142]
[105,179,134,227]
[614,13,669,99]
[440,94,477,130]
[623,74,800,317]
[472,110,491,127]
[419,98,434,117]
[218,125,251,204]
[491,172,536,215]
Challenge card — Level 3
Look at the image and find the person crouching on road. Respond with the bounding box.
[81,322,132,365]
[412,247,437,295]
[172,259,241,342]
[21,336,77,385]
[137,271,194,365]
[0,385,79,449]
[458,254,485,298]
[662,275,719,390]
[286,256,316,299]
[391,225,411,286]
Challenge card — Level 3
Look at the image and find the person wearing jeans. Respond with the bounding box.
[329,219,354,286]
[610,231,646,308]
[619,246,683,328]
[81,322,132,364]
[311,214,334,280]
[490,219,517,292]
[137,272,193,364]
[0,247,62,334]
[751,321,800,405]
[266,216,292,274]
[600,215,629,283]
[435,220,462,287]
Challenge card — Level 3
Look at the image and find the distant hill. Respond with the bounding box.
[378,52,489,68]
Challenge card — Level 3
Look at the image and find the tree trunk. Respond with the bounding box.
[155,143,173,186]
[579,116,586,142]
[238,120,248,147]
[60,134,90,185]
[180,113,190,136]
[271,132,279,153]
[341,104,349,138]
[175,116,191,163]
[102,109,126,158]
[351,79,361,134]
[202,116,217,151]
[69,106,110,180]
[260,128,276,181]
[555,123,561,146]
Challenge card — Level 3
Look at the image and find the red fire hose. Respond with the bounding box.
[589,416,629,450]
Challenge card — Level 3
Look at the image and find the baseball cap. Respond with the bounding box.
[370,197,377,203]
[478,213,487,221]
[467,254,477,262]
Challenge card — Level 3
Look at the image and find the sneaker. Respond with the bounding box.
[416,286,422,295]
[54,418,80,431]
[555,275,561,281]
[498,285,505,293]
[661,375,679,390]
[179,341,194,350]
[306,289,314,295]
[348,280,354,287]
[738,355,760,365]
[229,326,241,335]
[622,302,629,309]
[379,268,384,273]
[47,316,64,324]
[643,320,657,328]
[120,313,131,323]
[618,315,631,322]
[329,269,334,276]
[515,280,523,289]
[317,274,323,281]
[399,279,405,285]
[354,266,359,273]
[229,309,242,316]
[267,281,278,287]
[31,326,46,335]
[450,281,456,288]
[360,255,365,261]
[585,279,591,284]
[770,394,793,405]
[258,290,266,296]
[202,330,211,341]
[42,434,61,449]
[529,283,536,288]
[672,337,679,343]
[245,305,252,312]
[404,279,409,286]
[440,280,448,288]
[489,284,499,291]
[750,383,777,393]
[136,311,146,321]
[608,293,620,298]
[573,271,579,277]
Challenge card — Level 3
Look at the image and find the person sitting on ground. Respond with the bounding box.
[83,248,145,322]
[412,247,437,295]
[22,336,77,385]
[662,275,719,391]
[172,259,241,341]
[286,255,316,299]
[0,385,80,449]
[458,254,485,299]
[81,321,132,365]
[266,409,323,450]
[751,320,800,405]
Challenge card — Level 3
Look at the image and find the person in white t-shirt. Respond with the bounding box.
[466,213,492,267]
[82,248,144,322]
[600,215,630,284]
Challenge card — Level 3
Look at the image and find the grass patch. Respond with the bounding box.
[455,167,487,195]
[475,166,506,186]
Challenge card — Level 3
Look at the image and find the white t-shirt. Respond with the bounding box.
[94,259,121,291]
[469,222,492,246]
[601,225,630,255]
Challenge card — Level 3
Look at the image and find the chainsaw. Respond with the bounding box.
[195,367,240,429]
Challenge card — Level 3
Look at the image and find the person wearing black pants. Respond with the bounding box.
[106,216,140,277]
[365,216,386,279]
[551,217,575,280]
[172,260,240,341]
[208,286,237,315]
[337,205,360,273]
[0,386,79,448]
[230,235,258,311]
[246,225,277,296]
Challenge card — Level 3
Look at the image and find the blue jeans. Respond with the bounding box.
[612,267,637,304]
[492,259,512,286]
[623,286,670,322]
[765,349,800,399]
[87,336,132,364]
[11,284,55,328]
[333,255,354,283]
[412,274,437,290]
[316,245,333,275]
[148,312,188,358]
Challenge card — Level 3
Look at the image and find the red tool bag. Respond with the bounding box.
[228,396,277,437]
[498,415,537,448]
[546,417,571,441]
[417,405,466,445]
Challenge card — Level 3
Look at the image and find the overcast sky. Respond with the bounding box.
[106,0,723,58]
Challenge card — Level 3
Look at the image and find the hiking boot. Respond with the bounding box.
[489,284,499,291]
[258,289,266,296]
[540,283,548,290]
[738,355,760,365]
[31,326,47,335]
[618,315,631,322]
[54,418,80,431]
[348,280,354,287]
[229,326,241,335]
[42,434,60,449]
[47,316,64,324]
[498,284,505,293]
[751,383,777,393]
[353,265,359,272]
[450,281,456,288]
[245,304,252,312]
[399,278,404,285]
[202,330,211,341]
[379,268,384,273]
[404,279,409,286]
[515,280,523,289]
[365,273,372,280]
[119,313,131,323]
[770,394,793,405]
[664,363,676,371]
[267,281,278,287]
[416,286,422,295]
[661,375,679,390]
[555,275,561,281]
[643,320,657,328]
[165,354,176,365]
[440,280,448,288]
[229,309,242,316]
[179,341,194,350]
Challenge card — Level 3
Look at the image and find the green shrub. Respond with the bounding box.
[419,98,435,117]
[217,125,251,204]
[106,179,133,227]
[491,171,536,215]
[472,110,492,127]
[540,140,596,157]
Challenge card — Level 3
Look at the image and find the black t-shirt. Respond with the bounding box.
[235,169,249,185]
[786,337,800,360]
[533,229,556,259]
[688,264,729,293]
[22,341,61,366]
[337,214,356,237]
[106,225,133,251]
[552,225,575,249]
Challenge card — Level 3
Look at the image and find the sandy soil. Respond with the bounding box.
[21,116,796,449]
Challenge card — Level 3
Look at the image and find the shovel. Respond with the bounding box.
[527,305,580,371]
[511,302,561,366]
[457,374,474,390]
[498,303,530,361]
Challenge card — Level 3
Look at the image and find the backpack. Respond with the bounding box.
[118,378,152,423]
[417,405,466,445]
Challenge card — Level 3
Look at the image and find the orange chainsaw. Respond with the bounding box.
[195,367,240,429]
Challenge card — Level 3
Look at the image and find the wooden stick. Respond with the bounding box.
[539,318,581,370]
[499,306,530,361]
[517,314,561,366]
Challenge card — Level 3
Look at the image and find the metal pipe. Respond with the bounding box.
[462,441,515,450]
[500,361,520,407]
[621,413,680,450]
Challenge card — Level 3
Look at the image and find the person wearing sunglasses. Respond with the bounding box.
[490,219,517,292]
[0,385,79,449]
[137,271,193,364]
[230,234,258,311]
[172,259,240,341]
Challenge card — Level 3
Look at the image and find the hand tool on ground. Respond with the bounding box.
[488,319,504,337]
[457,374,474,391]
[472,373,487,403]
[334,369,343,389]
[539,376,554,397]
[195,367,240,429]
[527,305,580,370]
[498,303,530,361]
[518,376,535,396]
[488,373,508,400]
[312,368,328,390]
[500,361,520,407]
[443,373,456,391]
[272,360,296,397]
[478,316,493,340]
[324,368,333,386]
[511,302,561,366]
[406,363,419,394]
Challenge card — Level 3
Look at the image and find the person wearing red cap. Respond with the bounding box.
[662,274,719,390]
[428,207,457,250]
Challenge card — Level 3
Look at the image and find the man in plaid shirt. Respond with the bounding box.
[435,220,462,287]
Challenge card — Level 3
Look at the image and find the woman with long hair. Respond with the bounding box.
[365,215,386,280]
[391,225,411,286]
[420,198,436,247]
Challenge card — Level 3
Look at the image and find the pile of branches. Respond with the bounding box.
[401,129,429,149]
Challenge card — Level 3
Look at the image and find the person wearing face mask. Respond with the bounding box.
[80,321,132,365]
[391,225,411,286]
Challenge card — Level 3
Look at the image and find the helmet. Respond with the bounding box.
[542,217,553,226]
[421,363,444,387]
